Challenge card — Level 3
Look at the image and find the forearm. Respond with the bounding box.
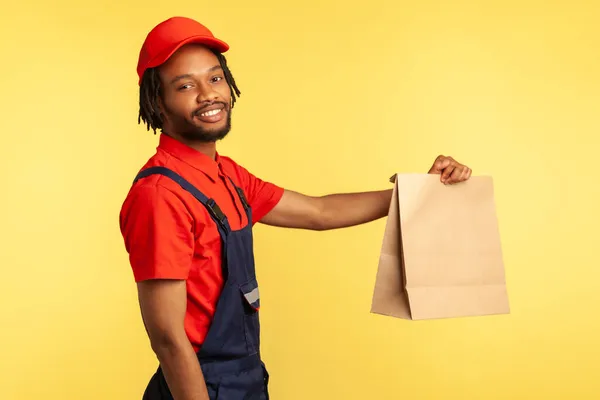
[153,338,209,400]
[319,189,393,230]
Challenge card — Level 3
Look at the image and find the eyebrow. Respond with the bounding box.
[170,65,223,85]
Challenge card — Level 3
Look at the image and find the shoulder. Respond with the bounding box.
[120,158,197,226]
[125,151,196,202]
[120,179,194,231]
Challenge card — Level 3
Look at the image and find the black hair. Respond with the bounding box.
[138,50,241,134]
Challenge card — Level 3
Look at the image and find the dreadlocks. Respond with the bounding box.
[138,50,241,134]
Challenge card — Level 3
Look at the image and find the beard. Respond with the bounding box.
[164,102,232,143]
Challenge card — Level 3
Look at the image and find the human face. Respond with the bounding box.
[158,44,232,143]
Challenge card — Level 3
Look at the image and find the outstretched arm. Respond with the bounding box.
[261,188,393,231]
[261,155,471,231]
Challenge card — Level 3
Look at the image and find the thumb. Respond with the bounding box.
[429,156,450,174]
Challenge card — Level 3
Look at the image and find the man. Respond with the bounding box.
[120,16,472,400]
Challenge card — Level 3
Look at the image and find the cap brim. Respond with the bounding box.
[140,35,230,83]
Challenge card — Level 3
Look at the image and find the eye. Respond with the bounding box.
[178,83,193,91]
[211,76,224,83]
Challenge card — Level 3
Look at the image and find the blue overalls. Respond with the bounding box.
[133,166,270,400]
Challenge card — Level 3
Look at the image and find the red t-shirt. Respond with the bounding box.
[119,134,284,351]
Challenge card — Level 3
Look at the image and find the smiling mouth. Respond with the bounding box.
[194,104,228,124]
[199,108,223,117]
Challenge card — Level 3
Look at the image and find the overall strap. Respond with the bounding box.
[133,166,232,235]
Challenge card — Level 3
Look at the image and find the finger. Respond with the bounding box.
[447,165,463,184]
[450,166,468,183]
[461,167,471,181]
[440,159,452,170]
[442,157,456,175]
[441,162,456,183]
[458,166,472,183]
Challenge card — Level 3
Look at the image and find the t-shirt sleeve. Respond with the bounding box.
[235,165,284,224]
[119,184,195,282]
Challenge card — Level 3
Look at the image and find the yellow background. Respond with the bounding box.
[1,0,598,399]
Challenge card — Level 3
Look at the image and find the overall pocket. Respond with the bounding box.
[239,278,260,354]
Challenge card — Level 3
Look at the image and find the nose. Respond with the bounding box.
[196,82,219,104]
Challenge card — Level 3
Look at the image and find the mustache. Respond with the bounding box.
[192,102,229,117]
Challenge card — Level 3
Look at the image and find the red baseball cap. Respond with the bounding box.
[136,16,229,85]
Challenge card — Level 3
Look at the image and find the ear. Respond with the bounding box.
[156,95,167,121]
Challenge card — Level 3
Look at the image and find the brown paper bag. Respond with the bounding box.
[370,174,509,320]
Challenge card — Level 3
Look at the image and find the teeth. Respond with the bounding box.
[200,109,222,117]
